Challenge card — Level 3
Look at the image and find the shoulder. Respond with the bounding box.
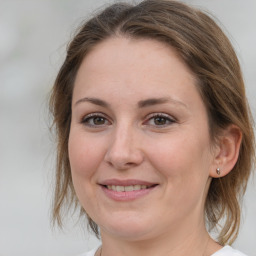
[212,246,248,256]
[76,247,98,256]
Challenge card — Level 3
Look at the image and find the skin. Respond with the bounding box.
[68,37,239,256]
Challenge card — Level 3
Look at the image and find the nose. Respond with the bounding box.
[104,125,144,170]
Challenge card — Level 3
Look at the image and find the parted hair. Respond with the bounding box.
[50,0,255,245]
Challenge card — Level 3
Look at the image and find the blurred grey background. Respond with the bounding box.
[0,0,255,255]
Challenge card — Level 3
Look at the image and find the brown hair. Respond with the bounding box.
[50,0,255,244]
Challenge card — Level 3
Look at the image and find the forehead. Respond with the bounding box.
[76,36,195,80]
[73,37,200,108]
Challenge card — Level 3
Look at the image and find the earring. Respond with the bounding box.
[216,168,221,175]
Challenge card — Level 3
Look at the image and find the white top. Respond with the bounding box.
[212,246,247,256]
[77,245,247,256]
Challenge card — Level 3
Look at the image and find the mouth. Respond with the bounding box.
[99,179,159,201]
[102,184,157,192]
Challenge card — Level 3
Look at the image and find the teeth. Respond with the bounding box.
[106,185,150,191]
[133,185,141,191]
[116,185,125,192]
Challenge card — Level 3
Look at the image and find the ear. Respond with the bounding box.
[210,125,242,178]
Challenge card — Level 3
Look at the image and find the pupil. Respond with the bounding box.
[94,117,105,125]
[155,117,166,125]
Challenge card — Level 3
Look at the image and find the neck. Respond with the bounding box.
[99,220,221,256]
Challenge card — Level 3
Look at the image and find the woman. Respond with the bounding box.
[50,0,255,255]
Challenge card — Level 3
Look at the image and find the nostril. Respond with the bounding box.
[104,141,144,169]
[126,162,136,166]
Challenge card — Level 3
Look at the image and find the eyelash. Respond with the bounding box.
[81,113,111,127]
[144,113,176,127]
[81,112,176,128]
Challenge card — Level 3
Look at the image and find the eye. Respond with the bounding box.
[81,113,111,127]
[145,113,175,127]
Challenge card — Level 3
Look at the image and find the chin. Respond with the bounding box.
[98,215,157,241]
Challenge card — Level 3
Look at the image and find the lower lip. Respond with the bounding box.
[101,185,157,201]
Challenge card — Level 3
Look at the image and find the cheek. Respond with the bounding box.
[68,130,107,208]
[68,131,106,212]
[147,135,212,216]
[68,131,103,178]
[147,132,212,186]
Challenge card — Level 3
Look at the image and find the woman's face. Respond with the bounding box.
[69,37,217,240]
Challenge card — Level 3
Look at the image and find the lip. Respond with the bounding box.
[99,179,159,201]
[99,179,157,186]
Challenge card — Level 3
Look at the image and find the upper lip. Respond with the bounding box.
[99,179,158,186]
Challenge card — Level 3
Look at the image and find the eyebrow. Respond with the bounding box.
[74,96,187,109]
[75,97,110,108]
[138,97,187,109]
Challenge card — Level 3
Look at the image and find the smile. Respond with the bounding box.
[100,180,158,201]
[105,184,155,192]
